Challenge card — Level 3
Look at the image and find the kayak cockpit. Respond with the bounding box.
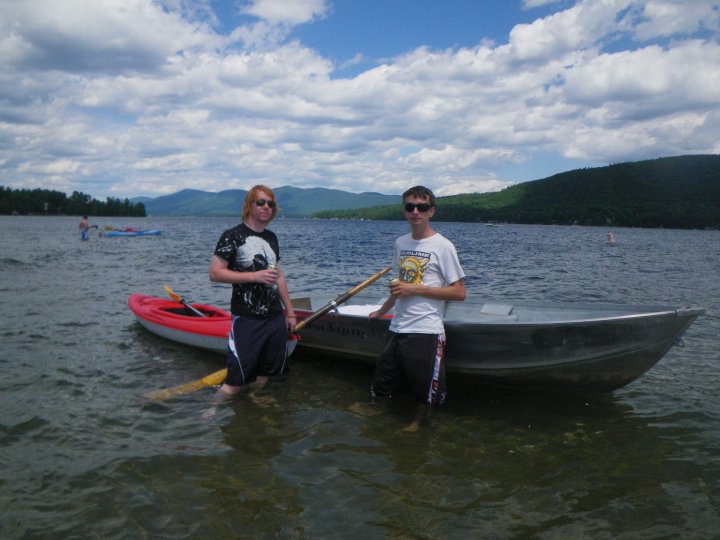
[163,306,228,318]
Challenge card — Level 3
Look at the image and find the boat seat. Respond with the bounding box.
[480,303,514,316]
[336,304,382,316]
[444,302,517,323]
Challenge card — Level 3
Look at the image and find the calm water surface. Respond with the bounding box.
[1,215,719,539]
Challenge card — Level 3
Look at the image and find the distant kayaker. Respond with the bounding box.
[362,186,466,431]
[79,215,90,241]
[209,185,296,400]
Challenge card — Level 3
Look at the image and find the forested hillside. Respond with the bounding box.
[315,155,720,229]
[0,187,146,217]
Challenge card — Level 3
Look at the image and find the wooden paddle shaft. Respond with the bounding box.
[164,285,206,318]
[293,266,391,332]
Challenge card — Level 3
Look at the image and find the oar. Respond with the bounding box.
[164,285,206,318]
[291,266,392,332]
[146,266,392,401]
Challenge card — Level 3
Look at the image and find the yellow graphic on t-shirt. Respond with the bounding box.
[399,256,429,285]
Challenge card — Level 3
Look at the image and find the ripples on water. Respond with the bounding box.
[1,215,719,538]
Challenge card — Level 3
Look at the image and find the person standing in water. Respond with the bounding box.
[209,185,296,398]
[79,216,91,241]
[367,185,466,430]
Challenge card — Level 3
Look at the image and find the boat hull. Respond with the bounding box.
[290,296,703,392]
[128,293,703,392]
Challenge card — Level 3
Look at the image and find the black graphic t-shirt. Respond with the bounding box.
[214,223,282,317]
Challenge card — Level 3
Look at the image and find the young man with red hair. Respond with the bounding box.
[210,185,296,396]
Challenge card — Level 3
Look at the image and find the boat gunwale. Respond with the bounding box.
[293,304,704,327]
[293,291,704,323]
[131,294,704,330]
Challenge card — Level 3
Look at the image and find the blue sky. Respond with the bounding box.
[291,1,558,75]
[0,0,718,199]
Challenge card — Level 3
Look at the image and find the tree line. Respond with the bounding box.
[0,187,146,217]
[314,155,720,230]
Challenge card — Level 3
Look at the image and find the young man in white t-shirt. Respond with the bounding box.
[368,186,466,429]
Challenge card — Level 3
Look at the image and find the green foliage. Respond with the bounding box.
[0,187,146,217]
[315,155,720,229]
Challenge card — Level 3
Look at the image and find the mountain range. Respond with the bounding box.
[132,155,719,229]
[132,186,399,217]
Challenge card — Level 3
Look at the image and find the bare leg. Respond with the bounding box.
[202,384,236,419]
[219,376,267,397]
[248,375,276,405]
[219,383,241,395]
[400,403,430,433]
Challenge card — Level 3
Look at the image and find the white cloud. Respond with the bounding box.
[132,152,206,172]
[19,158,82,175]
[435,177,513,197]
[509,0,640,62]
[628,0,720,40]
[0,0,216,74]
[240,0,329,25]
[230,0,330,47]
[0,0,718,200]
[522,0,565,8]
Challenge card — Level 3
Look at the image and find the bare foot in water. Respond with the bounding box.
[202,389,233,419]
[399,420,421,433]
[399,405,428,433]
[348,402,383,417]
[248,393,276,407]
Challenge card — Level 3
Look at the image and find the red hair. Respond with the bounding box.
[242,185,278,221]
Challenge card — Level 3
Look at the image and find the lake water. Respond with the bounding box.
[1,215,719,539]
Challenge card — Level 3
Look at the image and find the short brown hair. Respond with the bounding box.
[402,185,435,207]
[242,185,278,221]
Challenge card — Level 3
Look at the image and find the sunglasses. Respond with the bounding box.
[404,202,433,213]
[255,199,276,208]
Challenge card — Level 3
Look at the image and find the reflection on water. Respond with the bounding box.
[1,216,719,538]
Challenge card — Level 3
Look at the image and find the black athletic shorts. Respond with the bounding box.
[370,332,447,405]
[225,312,287,386]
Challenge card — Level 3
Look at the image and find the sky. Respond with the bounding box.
[1,0,718,199]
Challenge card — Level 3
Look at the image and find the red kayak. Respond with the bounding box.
[128,294,299,355]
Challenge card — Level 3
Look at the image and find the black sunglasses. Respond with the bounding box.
[404,202,433,213]
[255,199,276,208]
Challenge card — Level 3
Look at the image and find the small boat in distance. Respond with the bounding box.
[129,292,704,392]
[606,231,616,245]
[101,229,162,237]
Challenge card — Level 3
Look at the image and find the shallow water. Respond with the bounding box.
[1,215,718,538]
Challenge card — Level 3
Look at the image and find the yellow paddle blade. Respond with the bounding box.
[163,284,182,304]
[146,368,227,401]
[163,284,207,318]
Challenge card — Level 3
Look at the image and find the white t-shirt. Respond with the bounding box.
[388,232,465,334]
